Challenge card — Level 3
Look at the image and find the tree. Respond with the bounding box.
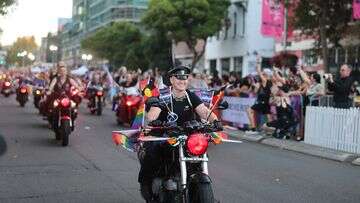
[142,31,174,71]
[142,0,230,69]
[81,22,146,69]
[0,0,16,15]
[6,36,38,67]
[292,0,354,72]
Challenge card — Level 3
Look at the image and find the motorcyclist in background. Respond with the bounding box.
[86,72,103,94]
[138,65,221,202]
[47,62,82,96]
[86,72,105,107]
[43,62,82,117]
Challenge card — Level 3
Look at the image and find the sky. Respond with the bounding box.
[0,0,73,46]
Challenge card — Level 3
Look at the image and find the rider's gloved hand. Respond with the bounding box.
[148,120,164,137]
[213,120,223,131]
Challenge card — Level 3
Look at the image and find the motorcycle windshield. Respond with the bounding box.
[124,86,140,96]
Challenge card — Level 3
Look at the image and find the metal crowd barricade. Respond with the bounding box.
[309,95,334,107]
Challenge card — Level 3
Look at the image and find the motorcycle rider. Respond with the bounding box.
[86,72,103,94]
[86,72,104,106]
[44,62,82,117]
[48,62,81,95]
[138,65,220,202]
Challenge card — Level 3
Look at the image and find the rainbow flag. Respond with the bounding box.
[131,103,145,129]
[112,129,140,152]
[209,131,228,140]
[131,82,159,129]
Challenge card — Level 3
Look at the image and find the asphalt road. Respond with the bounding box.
[0,95,359,203]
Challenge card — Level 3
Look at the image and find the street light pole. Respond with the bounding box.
[49,45,58,68]
[82,54,93,67]
[283,0,289,52]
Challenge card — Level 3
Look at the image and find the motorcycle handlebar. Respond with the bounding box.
[145,120,221,135]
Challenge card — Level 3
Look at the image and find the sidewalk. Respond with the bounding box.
[224,127,360,166]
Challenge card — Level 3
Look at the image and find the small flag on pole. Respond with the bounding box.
[112,130,141,152]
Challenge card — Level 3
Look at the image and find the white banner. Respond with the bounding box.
[221,97,256,124]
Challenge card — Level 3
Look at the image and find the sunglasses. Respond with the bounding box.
[173,74,189,80]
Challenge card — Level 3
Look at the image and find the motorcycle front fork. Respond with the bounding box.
[178,144,209,190]
[57,110,73,127]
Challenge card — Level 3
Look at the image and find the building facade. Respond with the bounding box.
[59,0,148,67]
[274,34,360,74]
[39,33,59,64]
[205,0,275,77]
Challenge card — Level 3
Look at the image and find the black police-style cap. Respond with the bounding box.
[168,65,191,76]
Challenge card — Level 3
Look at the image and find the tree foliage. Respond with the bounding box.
[81,22,173,71]
[81,22,144,69]
[142,31,173,71]
[292,0,354,71]
[142,0,230,68]
[0,0,16,15]
[6,36,38,66]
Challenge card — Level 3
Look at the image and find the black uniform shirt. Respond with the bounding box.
[157,90,203,126]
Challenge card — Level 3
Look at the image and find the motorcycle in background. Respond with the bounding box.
[1,80,13,97]
[115,86,142,126]
[87,85,104,115]
[51,92,78,146]
[33,87,45,109]
[16,85,29,107]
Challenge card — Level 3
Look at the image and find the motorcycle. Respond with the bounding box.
[1,81,13,97]
[116,86,142,126]
[16,85,29,107]
[87,85,104,115]
[51,92,78,146]
[112,119,240,203]
[112,86,235,202]
[33,87,45,109]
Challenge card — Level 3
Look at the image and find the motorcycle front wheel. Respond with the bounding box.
[97,99,102,116]
[188,182,215,203]
[60,120,71,146]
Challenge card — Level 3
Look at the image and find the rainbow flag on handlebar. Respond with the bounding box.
[209,131,228,140]
[112,130,141,152]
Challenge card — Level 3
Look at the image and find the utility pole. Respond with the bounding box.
[283,0,289,52]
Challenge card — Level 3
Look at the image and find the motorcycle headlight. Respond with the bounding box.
[20,88,27,93]
[96,91,103,97]
[53,100,59,107]
[186,133,209,156]
[60,98,71,108]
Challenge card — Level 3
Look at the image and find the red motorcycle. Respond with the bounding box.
[1,80,13,97]
[51,92,78,146]
[116,86,142,126]
[16,85,29,107]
